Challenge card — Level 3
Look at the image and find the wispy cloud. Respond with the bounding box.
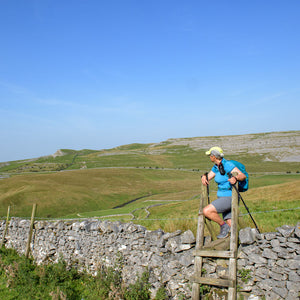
[0,80,31,96]
[258,93,285,103]
[0,79,144,116]
[35,97,82,107]
[36,96,146,116]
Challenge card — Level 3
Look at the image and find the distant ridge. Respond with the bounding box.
[156,130,300,162]
[2,130,300,164]
[46,130,300,163]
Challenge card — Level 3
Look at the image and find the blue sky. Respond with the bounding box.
[1,0,299,162]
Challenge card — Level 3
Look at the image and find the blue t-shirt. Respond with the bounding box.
[211,158,236,197]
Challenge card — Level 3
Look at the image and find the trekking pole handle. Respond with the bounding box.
[204,172,210,204]
[227,172,238,183]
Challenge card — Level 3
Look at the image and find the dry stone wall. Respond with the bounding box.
[1,219,299,299]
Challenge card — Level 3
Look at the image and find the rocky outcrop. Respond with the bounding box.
[161,131,300,162]
[52,149,65,158]
[1,219,299,299]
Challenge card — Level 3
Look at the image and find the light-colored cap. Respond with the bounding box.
[205,146,224,157]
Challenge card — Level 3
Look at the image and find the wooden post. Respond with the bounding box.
[1,206,11,247]
[228,179,239,300]
[191,183,207,300]
[204,182,217,241]
[205,218,217,241]
[25,204,37,258]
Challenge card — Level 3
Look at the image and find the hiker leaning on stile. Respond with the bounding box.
[201,147,246,239]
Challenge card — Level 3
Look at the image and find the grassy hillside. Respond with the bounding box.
[0,167,299,233]
[1,131,300,174]
[0,168,200,218]
[140,176,300,234]
[63,174,300,233]
[0,131,299,234]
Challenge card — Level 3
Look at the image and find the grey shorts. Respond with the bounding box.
[211,196,232,220]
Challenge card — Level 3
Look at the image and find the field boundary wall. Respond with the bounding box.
[0,218,299,299]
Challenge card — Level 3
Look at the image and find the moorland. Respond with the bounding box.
[0,130,299,234]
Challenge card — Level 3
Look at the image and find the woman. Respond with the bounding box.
[201,146,246,239]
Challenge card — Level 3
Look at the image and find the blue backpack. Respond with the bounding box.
[229,160,249,192]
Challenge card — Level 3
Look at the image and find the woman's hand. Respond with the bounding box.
[228,176,238,185]
[202,171,215,185]
[201,175,209,186]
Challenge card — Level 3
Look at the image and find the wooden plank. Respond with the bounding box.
[214,236,231,250]
[193,250,235,258]
[203,181,217,241]
[228,257,237,299]
[205,218,217,241]
[230,179,239,253]
[191,183,208,300]
[195,183,207,250]
[202,236,230,250]
[228,179,239,300]
[191,276,234,288]
[192,256,203,300]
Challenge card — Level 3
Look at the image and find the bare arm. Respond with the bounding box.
[228,167,246,184]
[201,171,215,185]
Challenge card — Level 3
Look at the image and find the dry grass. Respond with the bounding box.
[0,166,299,234]
[141,179,300,234]
[245,180,300,202]
[0,168,200,218]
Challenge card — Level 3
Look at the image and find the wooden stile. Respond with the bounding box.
[191,176,239,300]
[191,181,207,300]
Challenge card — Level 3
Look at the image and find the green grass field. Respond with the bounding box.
[0,132,299,235]
[0,167,299,235]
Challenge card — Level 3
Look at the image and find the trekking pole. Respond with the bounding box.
[205,172,210,204]
[228,174,260,233]
[232,184,260,233]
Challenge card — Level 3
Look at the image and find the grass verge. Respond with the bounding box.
[0,247,168,300]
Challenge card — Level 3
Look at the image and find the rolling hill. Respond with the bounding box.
[0,130,299,232]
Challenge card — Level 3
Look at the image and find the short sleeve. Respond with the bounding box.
[212,165,218,173]
[224,161,235,174]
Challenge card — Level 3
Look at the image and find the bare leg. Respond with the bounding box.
[203,204,232,238]
[203,204,232,227]
[203,204,225,226]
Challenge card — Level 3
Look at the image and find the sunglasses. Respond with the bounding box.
[218,162,226,175]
